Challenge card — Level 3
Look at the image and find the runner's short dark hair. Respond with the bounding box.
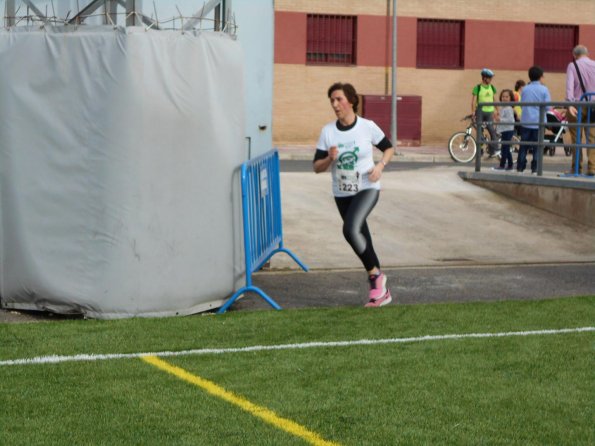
[328,82,359,113]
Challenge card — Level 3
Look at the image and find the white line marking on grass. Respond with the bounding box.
[1,326,593,367]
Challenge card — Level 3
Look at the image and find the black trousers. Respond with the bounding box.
[334,189,380,271]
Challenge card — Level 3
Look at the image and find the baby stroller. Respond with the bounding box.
[544,109,571,157]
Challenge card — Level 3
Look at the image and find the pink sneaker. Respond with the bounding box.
[368,272,387,300]
[365,289,392,307]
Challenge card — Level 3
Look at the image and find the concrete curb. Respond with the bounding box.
[458,171,595,190]
[459,170,595,227]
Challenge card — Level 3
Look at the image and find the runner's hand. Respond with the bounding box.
[328,146,339,160]
[368,163,384,182]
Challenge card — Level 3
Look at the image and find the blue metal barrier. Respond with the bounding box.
[218,149,308,313]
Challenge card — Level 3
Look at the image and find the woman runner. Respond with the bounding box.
[313,82,395,307]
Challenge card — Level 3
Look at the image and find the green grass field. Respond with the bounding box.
[1,297,593,445]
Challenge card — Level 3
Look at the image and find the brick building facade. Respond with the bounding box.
[273,0,595,145]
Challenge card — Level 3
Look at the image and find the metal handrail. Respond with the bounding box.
[475,99,595,176]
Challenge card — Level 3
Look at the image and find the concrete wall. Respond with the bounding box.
[234,0,275,158]
[460,173,595,228]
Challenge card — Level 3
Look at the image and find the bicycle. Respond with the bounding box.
[448,114,502,163]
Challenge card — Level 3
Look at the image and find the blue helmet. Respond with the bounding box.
[481,68,495,78]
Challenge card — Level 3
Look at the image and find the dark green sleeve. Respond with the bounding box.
[472,85,479,96]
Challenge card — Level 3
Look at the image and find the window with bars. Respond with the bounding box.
[534,24,577,72]
[306,14,357,65]
[417,19,464,69]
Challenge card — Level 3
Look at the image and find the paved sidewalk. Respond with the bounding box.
[272,164,595,271]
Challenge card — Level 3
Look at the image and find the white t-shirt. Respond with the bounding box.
[317,116,386,197]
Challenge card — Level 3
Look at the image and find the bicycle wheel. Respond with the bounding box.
[448,132,477,163]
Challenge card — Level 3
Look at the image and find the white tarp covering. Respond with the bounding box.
[0,26,245,318]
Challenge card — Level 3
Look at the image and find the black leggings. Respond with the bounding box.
[334,189,380,271]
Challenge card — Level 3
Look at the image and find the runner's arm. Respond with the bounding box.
[368,138,395,182]
[313,147,338,173]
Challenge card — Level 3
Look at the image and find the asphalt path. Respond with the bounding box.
[231,263,595,311]
[3,262,592,320]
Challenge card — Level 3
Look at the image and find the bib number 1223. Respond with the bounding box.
[337,169,361,193]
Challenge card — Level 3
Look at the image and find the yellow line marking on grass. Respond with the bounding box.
[141,355,341,446]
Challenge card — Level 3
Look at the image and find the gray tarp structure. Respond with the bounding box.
[0,26,245,318]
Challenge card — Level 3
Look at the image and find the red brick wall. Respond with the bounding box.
[356,15,390,67]
[275,13,418,67]
[275,12,595,70]
[397,17,418,68]
[579,25,595,50]
[464,20,535,70]
[274,12,306,64]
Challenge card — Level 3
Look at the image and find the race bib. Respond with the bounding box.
[336,168,361,194]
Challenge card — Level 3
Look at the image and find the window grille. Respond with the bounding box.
[417,19,464,69]
[534,24,577,73]
[306,14,356,65]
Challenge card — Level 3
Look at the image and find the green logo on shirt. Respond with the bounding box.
[337,147,359,170]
